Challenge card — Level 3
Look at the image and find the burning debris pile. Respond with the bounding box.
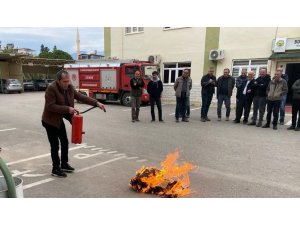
[130,150,195,198]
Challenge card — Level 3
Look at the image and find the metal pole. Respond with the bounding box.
[0,157,17,198]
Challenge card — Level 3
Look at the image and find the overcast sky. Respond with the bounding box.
[0,27,104,57]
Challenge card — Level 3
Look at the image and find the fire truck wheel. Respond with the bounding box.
[121,92,131,107]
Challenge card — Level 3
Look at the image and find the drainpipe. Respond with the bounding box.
[0,156,17,198]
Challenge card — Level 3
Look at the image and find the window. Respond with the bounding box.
[232,59,268,78]
[125,66,140,78]
[163,62,191,84]
[125,27,144,34]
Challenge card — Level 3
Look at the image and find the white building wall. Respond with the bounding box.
[110,27,206,102]
[216,27,277,76]
[110,27,300,105]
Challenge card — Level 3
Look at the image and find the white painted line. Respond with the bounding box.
[7,144,87,166]
[91,147,103,151]
[76,156,126,172]
[106,151,118,154]
[169,107,201,116]
[73,152,103,159]
[83,145,96,148]
[22,173,47,178]
[285,120,292,126]
[126,156,139,160]
[136,159,148,163]
[99,149,110,152]
[23,156,126,190]
[23,178,55,190]
[0,128,16,132]
[11,170,33,176]
[114,153,127,156]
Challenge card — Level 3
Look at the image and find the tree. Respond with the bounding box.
[38,44,73,60]
[40,44,45,53]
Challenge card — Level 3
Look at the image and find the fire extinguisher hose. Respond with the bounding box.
[76,105,106,115]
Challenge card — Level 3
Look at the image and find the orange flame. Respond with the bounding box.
[130,149,195,197]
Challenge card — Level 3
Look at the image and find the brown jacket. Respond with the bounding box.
[42,81,97,128]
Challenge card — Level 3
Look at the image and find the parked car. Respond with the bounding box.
[46,79,55,87]
[0,79,23,94]
[33,79,48,91]
[23,80,35,91]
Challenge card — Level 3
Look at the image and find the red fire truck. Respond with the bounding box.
[64,59,159,106]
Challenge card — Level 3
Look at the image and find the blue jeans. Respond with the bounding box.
[279,94,287,122]
[175,93,188,120]
[201,94,213,118]
[217,95,231,118]
[266,100,281,125]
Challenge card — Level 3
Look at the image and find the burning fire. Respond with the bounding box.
[130,150,195,198]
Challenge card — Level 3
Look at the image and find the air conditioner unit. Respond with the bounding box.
[148,55,161,64]
[209,50,224,60]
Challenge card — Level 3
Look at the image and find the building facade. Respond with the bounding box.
[104,27,300,103]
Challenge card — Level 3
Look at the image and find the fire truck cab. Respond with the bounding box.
[64,59,159,106]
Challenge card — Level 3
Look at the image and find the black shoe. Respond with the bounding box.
[295,127,300,131]
[262,124,270,128]
[132,120,135,123]
[279,121,284,125]
[233,120,240,124]
[205,117,211,121]
[135,119,140,122]
[182,118,189,122]
[256,122,262,127]
[159,120,164,122]
[200,118,206,122]
[61,163,75,173]
[51,168,67,178]
[243,120,248,124]
[273,125,278,130]
[248,122,256,126]
[175,119,179,123]
[287,126,295,130]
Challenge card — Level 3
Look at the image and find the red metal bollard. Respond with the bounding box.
[72,114,85,144]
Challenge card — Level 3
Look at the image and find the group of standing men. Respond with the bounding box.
[129,66,300,132]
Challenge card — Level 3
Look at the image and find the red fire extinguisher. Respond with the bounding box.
[71,106,106,144]
[71,113,84,144]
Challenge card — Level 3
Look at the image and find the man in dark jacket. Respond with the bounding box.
[262,69,288,130]
[248,68,271,127]
[147,71,163,122]
[216,68,235,121]
[130,70,145,122]
[200,67,216,122]
[287,78,300,131]
[42,70,106,178]
[279,68,289,125]
[234,69,248,121]
[233,71,255,124]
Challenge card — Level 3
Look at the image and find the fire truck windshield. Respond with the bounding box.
[142,65,159,80]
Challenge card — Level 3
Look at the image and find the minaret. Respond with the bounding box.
[76,28,80,60]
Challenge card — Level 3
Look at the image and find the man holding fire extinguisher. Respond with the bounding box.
[42,70,106,178]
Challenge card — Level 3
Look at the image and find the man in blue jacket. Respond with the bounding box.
[147,71,164,122]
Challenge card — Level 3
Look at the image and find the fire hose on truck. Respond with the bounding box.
[72,105,106,144]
